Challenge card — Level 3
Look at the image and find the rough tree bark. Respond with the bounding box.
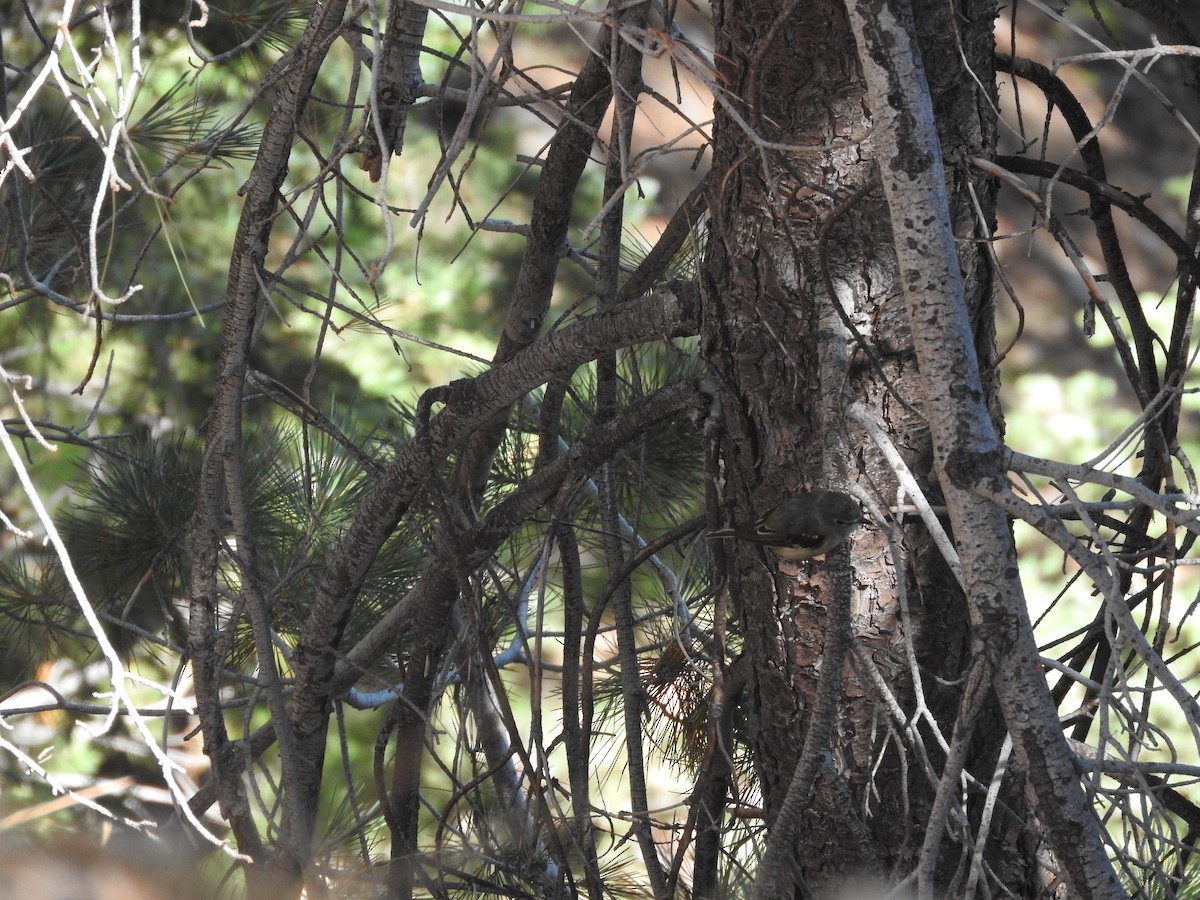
[845,1,1123,896]
[701,0,1116,895]
[189,4,350,894]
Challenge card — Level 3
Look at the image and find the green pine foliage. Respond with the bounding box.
[49,421,428,665]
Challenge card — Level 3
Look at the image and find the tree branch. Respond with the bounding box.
[845,1,1126,896]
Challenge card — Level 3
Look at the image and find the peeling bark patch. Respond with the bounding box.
[886,110,934,178]
[943,445,1001,490]
[856,2,936,179]
[948,380,981,404]
[893,144,934,178]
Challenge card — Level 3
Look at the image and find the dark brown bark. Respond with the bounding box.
[702,0,1037,894]
[359,1,429,180]
[846,0,1123,895]
[189,3,350,893]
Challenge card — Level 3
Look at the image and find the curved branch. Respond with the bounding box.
[993,154,1200,301]
[750,542,859,899]
[285,291,700,805]
[851,6,1125,898]
[997,53,1162,413]
[188,1,351,884]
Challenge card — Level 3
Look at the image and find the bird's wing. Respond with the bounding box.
[752,524,823,548]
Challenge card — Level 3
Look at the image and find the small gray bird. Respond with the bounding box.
[707,490,869,560]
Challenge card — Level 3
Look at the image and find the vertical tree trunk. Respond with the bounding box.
[702,0,1039,893]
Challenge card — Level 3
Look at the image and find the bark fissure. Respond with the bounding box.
[845,0,1125,896]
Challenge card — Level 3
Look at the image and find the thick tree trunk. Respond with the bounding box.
[846,1,1123,896]
[702,0,1039,894]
